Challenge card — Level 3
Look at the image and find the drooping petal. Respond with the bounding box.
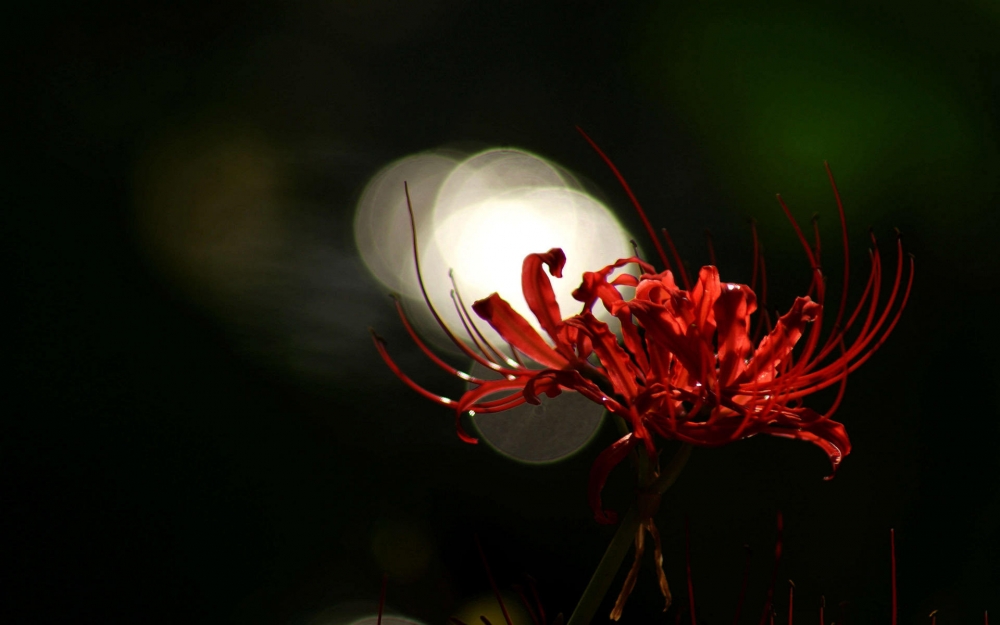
[764,410,851,478]
[571,256,654,312]
[472,293,570,370]
[714,283,758,387]
[588,433,639,524]
[521,248,567,347]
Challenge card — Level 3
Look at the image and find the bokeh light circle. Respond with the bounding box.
[468,360,605,463]
[354,151,460,298]
[355,146,635,359]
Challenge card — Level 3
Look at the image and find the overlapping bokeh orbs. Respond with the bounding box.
[355,148,636,462]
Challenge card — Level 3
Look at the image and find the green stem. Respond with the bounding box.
[566,443,693,625]
[565,504,640,625]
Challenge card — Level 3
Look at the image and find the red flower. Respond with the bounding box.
[372,135,913,526]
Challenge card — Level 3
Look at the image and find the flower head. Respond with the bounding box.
[372,133,912,525]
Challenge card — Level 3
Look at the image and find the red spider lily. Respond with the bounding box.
[371,131,913,527]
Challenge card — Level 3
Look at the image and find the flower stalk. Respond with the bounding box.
[567,442,693,625]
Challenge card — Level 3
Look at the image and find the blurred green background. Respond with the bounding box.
[8,1,998,624]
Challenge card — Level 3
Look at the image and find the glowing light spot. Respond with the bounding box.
[452,592,531,625]
[370,520,433,583]
[468,360,604,464]
[355,147,635,355]
[354,151,461,299]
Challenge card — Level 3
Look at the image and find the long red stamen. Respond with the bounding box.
[798,245,878,373]
[819,233,898,371]
[506,342,527,367]
[733,544,752,625]
[758,513,784,625]
[891,529,897,625]
[527,576,548,625]
[451,290,503,365]
[812,215,822,268]
[740,241,885,396]
[750,220,761,291]
[575,126,672,271]
[749,248,771,348]
[631,238,644,261]
[774,194,826,378]
[817,337,849,421]
[475,536,515,625]
[685,517,697,625]
[788,580,795,625]
[403,181,513,374]
[377,573,387,625]
[512,584,541,625]
[391,296,488,384]
[474,393,530,410]
[812,163,851,359]
[450,270,521,367]
[661,226,692,290]
[776,194,822,276]
[705,229,718,268]
[371,330,457,407]
[777,242,912,398]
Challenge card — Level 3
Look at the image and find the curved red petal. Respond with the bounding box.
[571,256,653,311]
[521,249,567,345]
[714,284,758,387]
[472,294,570,369]
[765,412,852,478]
[588,433,639,524]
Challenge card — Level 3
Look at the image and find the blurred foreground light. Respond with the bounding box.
[469,360,603,463]
[370,520,433,582]
[349,617,424,625]
[133,127,287,293]
[304,602,426,625]
[355,147,635,355]
[354,151,461,299]
[452,592,530,625]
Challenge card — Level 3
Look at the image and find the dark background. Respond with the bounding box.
[8,1,999,624]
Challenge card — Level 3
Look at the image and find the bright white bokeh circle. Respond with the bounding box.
[355,147,635,354]
[353,151,460,299]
